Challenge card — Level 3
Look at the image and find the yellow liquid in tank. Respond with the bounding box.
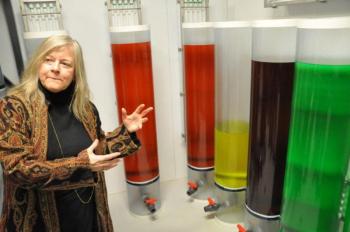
[214,120,249,189]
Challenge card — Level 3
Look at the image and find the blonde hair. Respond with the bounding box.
[8,34,92,121]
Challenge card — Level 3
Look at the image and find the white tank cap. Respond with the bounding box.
[109,25,150,33]
[252,19,298,28]
[182,22,214,29]
[214,21,251,28]
[298,17,350,29]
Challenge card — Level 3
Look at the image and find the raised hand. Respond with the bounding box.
[87,139,120,172]
[122,104,153,133]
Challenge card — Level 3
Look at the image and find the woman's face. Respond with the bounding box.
[39,45,75,93]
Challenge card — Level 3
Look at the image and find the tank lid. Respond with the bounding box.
[214,21,251,28]
[252,19,298,28]
[182,22,214,29]
[298,17,350,29]
[109,25,150,32]
[23,30,67,39]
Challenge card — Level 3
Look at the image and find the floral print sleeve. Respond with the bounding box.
[105,125,141,155]
[90,104,141,156]
[0,96,91,189]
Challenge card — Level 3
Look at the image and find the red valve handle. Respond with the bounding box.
[187,181,198,189]
[145,198,157,205]
[207,197,216,206]
[237,224,246,232]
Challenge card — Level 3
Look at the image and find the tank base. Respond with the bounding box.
[214,183,246,224]
[187,166,214,200]
[126,176,161,216]
[245,204,280,232]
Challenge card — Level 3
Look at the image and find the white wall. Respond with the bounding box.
[7,0,350,195]
[230,0,350,20]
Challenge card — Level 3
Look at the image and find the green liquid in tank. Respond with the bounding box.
[281,62,350,232]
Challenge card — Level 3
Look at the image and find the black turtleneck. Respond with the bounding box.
[40,82,97,232]
[41,82,92,161]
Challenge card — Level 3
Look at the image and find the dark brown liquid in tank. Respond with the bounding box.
[246,61,294,216]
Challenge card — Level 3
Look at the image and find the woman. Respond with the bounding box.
[0,35,153,231]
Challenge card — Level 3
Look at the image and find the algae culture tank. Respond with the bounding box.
[245,19,297,232]
[210,21,252,224]
[183,22,215,199]
[110,25,161,215]
[280,17,350,232]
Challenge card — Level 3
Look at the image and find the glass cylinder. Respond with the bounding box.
[214,21,251,191]
[281,17,350,232]
[246,19,297,226]
[183,23,215,171]
[110,25,159,184]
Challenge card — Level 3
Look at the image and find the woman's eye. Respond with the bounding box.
[62,63,72,67]
[45,58,54,63]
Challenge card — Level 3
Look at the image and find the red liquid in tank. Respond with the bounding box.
[184,44,215,169]
[111,42,159,183]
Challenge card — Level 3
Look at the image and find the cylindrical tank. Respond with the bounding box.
[110,25,160,215]
[182,22,215,200]
[280,17,350,232]
[209,21,251,224]
[245,19,297,232]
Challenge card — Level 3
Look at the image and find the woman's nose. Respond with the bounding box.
[51,61,60,72]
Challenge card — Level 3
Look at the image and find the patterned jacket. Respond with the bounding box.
[0,93,140,231]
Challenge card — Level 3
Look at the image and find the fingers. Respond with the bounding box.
[134,104,145,114]
[95,152,121,162]
[121,108,127,120]
[124,105,153,117]
[142,118,148,123]
[91,159,120,172]
[87,139,99,153]
[141,107,153,117]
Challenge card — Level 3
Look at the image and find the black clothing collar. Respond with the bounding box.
[39,81,75,106]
